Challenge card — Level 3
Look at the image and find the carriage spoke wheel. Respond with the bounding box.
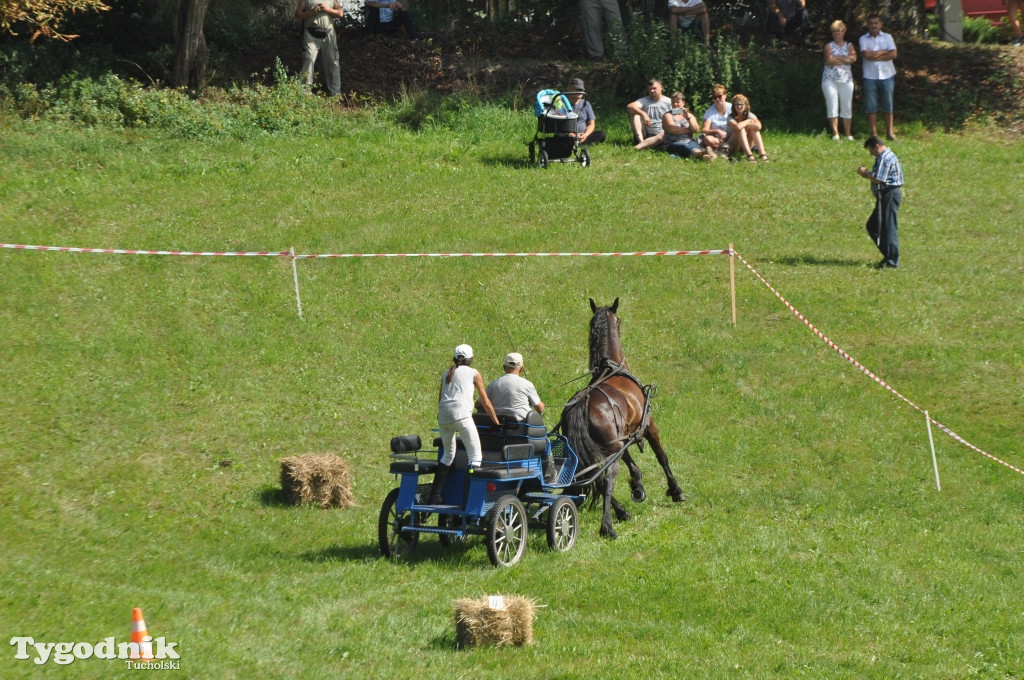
[487,496,528,567]
[546,496,578,552]
[538,150,549,169]
[378,488,418,559]
[579,148,590,168]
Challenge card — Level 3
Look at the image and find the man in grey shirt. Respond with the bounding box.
[484,353,545,420]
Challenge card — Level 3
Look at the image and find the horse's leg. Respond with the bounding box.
[621,450,646,503]
[645,418,685,502]
[600,460,620,539]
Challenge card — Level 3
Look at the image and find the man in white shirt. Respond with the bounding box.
[859,15,898,141]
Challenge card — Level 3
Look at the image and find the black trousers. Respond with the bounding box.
[866,186,901,266]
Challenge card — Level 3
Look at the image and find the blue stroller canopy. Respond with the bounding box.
[534,89,572,117]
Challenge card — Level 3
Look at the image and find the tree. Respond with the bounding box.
[172,0,210,92]
[1,0,109,41]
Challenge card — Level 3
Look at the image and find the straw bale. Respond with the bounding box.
[279,454,354,508]
[454,595,535,648]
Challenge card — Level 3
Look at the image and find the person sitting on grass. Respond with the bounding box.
[627,78,673,150]
[700,83,732,157]
[727,94,770,162]
[662,92,713,161]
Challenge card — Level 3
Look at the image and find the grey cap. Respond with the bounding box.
[568,77,585,92]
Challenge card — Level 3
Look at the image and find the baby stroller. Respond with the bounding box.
[528,89,591,169]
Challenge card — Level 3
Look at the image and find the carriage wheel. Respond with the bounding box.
[487,495,528,567]
[437,513,465,548]
[538,150,549,169]
[546,496,578,552]
[378,488,418,559]
[579,148,591,168]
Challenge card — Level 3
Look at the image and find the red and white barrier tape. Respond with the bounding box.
[1,243,289,257]
[732,249,1024,477]
[292,249,728,259]
[3,243,728,259]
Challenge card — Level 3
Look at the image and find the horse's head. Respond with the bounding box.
[587,298,624,370]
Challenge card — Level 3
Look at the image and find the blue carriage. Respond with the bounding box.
[379,411,583,567]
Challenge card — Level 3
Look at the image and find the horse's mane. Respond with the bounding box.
[587,306,613,374]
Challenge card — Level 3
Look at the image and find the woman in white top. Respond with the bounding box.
[700,83,732,157]
[822,19,857,141]
[431,344,500,503]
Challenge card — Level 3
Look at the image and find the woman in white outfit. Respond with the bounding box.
[822,19,857,141]
[430,344,499,503]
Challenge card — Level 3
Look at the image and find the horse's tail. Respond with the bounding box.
[560,395,603,502]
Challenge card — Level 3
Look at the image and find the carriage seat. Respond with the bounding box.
[388,458,438,474]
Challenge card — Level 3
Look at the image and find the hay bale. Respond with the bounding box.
[454,595,535,648]
[279,454,354,509]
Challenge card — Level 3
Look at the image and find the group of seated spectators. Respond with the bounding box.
[626,79,771,163]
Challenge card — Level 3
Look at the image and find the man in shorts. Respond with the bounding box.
[859,15,898,140]
[626,78,673,150]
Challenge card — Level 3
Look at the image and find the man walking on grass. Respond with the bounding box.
[857,136,903,269]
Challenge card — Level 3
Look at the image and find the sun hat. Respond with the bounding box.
[504,352,524,368]
[454,344,474,359]
[568,77,585,93]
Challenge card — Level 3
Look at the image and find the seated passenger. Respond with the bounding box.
[480,353,556,482]
[700,83,732,157]
[364,0,419,40]
[662,92,713,161]
[727,94,770,162]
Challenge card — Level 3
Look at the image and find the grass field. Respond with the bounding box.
[1,110,1023,679]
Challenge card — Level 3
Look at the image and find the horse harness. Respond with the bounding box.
[561,358,658,483]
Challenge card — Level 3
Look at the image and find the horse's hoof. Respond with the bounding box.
[600,527,618,540]
[631,488,647,503]
[667,488,686,503]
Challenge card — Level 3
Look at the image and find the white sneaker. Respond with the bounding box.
[845,136,855,141]
[831,135,840,141]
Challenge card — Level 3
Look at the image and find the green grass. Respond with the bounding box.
[1,111,1023,679]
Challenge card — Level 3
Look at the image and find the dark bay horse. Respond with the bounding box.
[559,298,685,538]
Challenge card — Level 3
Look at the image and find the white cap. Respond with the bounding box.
[504,352,523,368]
[454,344,474,359]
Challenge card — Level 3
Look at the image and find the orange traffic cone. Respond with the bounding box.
[129,607,155,661]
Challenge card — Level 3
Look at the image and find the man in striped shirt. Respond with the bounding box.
[857,136,903,269]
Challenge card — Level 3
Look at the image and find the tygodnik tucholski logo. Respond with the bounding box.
[10,636,181,668]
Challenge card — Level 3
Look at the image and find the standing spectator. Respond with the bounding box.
[566,78,605,146]
[662,92,712,160]
[859,15,898,141]
[766,0,812,46]
[627,78,673,150]
[667,0,710,43]
[364,0,419,40]
[1007,0,1023,45]
[295,0,344,95]
[822,19,857,141]
[857,136,903,269]
[580,0,625,61]
[728,94,770,162]
[700,83,732,157]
